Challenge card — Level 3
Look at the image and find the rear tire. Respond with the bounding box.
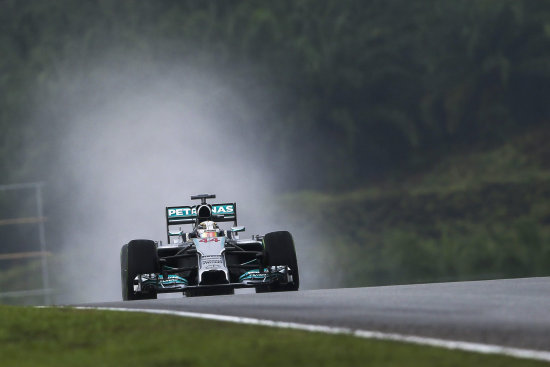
[263,231,299,291]
[121,240,159,301]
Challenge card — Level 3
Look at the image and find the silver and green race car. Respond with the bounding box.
[120,194,299,300]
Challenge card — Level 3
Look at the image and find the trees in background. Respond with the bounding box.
[1,0,550,287]
[1,0,549,188]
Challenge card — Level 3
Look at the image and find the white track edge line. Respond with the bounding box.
[62,306,550,362]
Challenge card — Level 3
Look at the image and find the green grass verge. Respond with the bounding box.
[283,126,550,287]
[0,305,546,367]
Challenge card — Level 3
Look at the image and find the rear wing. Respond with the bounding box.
[165,203,237,226]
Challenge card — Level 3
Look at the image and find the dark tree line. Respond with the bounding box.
[1,0,549,188]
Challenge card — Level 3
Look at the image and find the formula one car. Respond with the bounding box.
[120,194,299,300]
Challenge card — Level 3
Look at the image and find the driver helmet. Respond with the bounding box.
[197,221,220,238]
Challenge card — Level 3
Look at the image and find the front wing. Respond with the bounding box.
[135,265,292,294]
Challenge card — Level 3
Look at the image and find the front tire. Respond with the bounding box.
[121,240,159,301]
[263,231,299,291]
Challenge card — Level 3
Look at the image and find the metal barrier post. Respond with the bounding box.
[35,184,51,305]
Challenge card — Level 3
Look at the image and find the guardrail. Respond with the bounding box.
[0,251,51,261]
[0,288,55,299]
[0,182,52,305]
[0,216,47,226]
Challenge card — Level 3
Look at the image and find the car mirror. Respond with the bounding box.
[231,226,246,233]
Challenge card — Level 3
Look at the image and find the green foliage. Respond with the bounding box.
[286,128,550,286]
[1,1,550,288]
[1,0,550,187]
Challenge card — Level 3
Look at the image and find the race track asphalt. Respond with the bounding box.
[77,277,550,351]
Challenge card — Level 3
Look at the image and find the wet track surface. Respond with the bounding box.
[78,277,550,351]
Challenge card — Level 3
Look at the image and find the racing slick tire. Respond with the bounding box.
[263,231,299,291]
[121,240,159,301]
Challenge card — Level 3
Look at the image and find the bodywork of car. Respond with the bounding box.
[128,194,296,297]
